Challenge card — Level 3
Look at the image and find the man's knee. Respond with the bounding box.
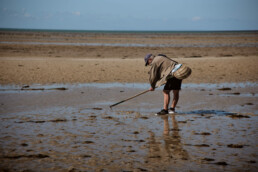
[163,90,171,94]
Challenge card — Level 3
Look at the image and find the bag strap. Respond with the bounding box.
[157,54,178,64]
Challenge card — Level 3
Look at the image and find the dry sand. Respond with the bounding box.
[0,30,258,85]
[0,31,257,171]
[0,56,258,85]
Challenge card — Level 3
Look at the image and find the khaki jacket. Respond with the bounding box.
[149,55,178,88]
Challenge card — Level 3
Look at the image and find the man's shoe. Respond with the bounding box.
[169,108,175,114]
[155,109,168,115]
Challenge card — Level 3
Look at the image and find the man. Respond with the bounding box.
[145,54,182,115]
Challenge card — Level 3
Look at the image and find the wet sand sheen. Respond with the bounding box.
[0,83,257,171]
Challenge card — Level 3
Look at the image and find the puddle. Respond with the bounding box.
[1,82,257,93]
[1,41,258,48]
[182,82,258,89]
[220,93,258,97]
[181,109,237,116]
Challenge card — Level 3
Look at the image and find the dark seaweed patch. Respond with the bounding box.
[228,114,250,119]
[218,87,232,91]
[246,160,256,164]
[194,132,211,135]
[202,158,215,161]
[227,144,244,148]
[82,155,91,158]
[214,162,228,166]
[2,154,49,159]
[92,107,103,110]
[84,141,94,144]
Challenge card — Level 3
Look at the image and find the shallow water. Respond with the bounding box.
[0,82,257,92]
[0,107,257,171]
[1,41,258,48]
[0,83,257,171]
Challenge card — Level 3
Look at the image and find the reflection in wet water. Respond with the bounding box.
[1,82,257,91]
[182,110,237,116]
[1,41,258,47]
[146,115,189,167]
[0,105,257,171]
[0,82,257,171]
[163,115,189,160]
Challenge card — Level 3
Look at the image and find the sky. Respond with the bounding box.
[0,0,258,31]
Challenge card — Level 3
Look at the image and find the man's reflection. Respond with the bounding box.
[163,115,188,160]
[147,115,188,163]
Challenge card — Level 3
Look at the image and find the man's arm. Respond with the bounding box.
[149,63,159,91]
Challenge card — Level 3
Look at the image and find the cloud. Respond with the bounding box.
[24,12,31,17]
[192,16,201,21]
[72,11,80,16]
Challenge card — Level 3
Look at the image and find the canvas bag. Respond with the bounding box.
[158,54,192,80]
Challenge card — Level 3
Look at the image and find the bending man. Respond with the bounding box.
[145,54,182,115]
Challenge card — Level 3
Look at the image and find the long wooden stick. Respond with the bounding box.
[109,89,150,109]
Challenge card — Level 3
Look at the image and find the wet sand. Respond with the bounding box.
[0,30,258,171]
[0,83,257,171]
[1,30,258,59]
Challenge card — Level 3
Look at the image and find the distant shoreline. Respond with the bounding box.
[1,29,257,58]
[1,28,258,34]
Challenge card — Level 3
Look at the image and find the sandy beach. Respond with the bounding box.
[0,30,258,85]
[0,30,258,171]
[0,56,258,85]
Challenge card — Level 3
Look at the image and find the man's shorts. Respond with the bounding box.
[164,77,182,90]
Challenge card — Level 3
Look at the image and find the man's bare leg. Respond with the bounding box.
[171,90,179,109]
[163,90,171,110]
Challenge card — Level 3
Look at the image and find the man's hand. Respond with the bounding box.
[149,87,155,91]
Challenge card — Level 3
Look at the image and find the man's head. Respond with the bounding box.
[144,54,153,66]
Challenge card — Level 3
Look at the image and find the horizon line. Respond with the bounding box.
[1,27,258,33]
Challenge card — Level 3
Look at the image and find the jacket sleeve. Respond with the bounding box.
[149,63,160,89]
